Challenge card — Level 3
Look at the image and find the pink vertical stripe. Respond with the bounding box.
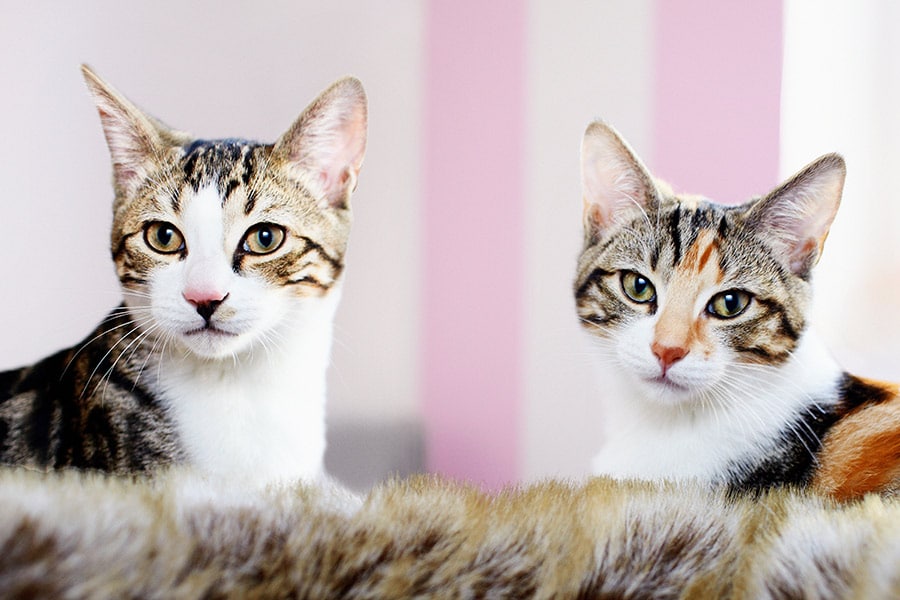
[653,0,783,203]
[422,0,525,488]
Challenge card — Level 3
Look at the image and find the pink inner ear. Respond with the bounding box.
[584,201,608,231]
[790,237,819,272]
[317,166,351,204]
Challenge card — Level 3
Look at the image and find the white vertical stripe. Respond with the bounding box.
[523,0,655,481]
[782,0,900,380]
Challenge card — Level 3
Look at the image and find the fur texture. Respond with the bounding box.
[0,469,899,598]
[577,121,900,500]
[0,67,367,485]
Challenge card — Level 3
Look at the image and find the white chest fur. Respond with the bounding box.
[156,294,338,487]
[591,331,843,483]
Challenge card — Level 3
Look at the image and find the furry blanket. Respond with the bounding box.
[1,469,898,598]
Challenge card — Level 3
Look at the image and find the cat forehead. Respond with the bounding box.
[611,196,739,247]
[150,138,321,219]
[178,138,271,193]
[120,137,344,238]
[595,197,765,276]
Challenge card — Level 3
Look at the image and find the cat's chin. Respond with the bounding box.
[178,328,251,360]
[633,376,701,406]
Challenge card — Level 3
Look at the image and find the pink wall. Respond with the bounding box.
[422,0,526,488]
[653,0,783,203]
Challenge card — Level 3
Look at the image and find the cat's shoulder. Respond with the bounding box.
[814,375,900,499]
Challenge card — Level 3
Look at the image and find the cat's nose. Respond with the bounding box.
[651,342,688,374]
[183,290,229,323]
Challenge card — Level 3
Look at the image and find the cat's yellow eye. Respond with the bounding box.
[144,221,185,254]
[621,271,656,304]
[707,290,752,319]
[242,224,286,255]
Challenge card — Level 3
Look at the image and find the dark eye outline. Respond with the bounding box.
[707,289,753,319]
[143,221,186,254]
[620,271,657,304]
[241,223,286,255]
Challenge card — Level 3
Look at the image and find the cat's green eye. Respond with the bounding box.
[621,271,656,304]
[707,290,752,319]
[144,222,185,254]
[242,224,286,255]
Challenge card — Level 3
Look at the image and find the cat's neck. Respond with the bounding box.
[592,329,844,482]
[153,289,341,486]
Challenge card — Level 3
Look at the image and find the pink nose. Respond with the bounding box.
[651,342,688,374]
[183,288,228,323]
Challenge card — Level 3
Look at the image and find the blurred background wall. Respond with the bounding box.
[0,0,897,490]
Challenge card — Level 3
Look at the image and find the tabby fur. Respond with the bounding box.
[0,66,367,484]
[0,468,898,598]
[576,121,900,501]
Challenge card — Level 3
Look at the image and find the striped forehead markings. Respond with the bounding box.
[178,139,263,208]
[673,229,723,283]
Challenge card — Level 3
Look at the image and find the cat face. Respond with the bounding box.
[83,67,367,359]
[575,122,845,406]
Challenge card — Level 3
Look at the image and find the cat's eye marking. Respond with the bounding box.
[144,222,186,255]
[241,224,286,255]
[287,275,322,287]
[707,290,752,319]
[621,271,656,304]
[575,267,613,298]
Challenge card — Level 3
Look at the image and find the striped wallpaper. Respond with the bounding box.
[422,0,783,487]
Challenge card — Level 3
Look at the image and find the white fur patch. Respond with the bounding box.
[130,184,339,486]
[591,329,843,483]
[157,289,339,486]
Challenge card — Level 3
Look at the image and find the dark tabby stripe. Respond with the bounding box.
[0,306,181,473]
[230,237,343,294]
[180,139,266,198]
[731,296,802,363]
[575,268,627,327]
[575,267,613,299]
[668,206,683,266]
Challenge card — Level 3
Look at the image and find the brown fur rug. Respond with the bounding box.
[0,469,898,598]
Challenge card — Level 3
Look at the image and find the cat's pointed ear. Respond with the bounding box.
[81,65,168,194]
[273,77,368,210]
[581,121,659,241]
[746,153,846,277]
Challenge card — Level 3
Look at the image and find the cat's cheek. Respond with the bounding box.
[666,355,727,395]
[614,320,661,381]
[611,318,727,404]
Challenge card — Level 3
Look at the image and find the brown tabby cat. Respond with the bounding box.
[0,66,367,485]
[576,121,900,501]
[0,469,898,598]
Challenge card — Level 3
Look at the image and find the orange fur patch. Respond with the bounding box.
[653,231,722,353]
[813,382,900,501]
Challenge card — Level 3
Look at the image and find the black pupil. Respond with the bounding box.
[157,227,173,247]
[634,277,648,295]
[257,228,272,248]
[723,293,738,312]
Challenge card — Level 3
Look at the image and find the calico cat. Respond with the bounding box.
[2,469,900,598]
[576,121,900,501]
[0,66,367,485]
